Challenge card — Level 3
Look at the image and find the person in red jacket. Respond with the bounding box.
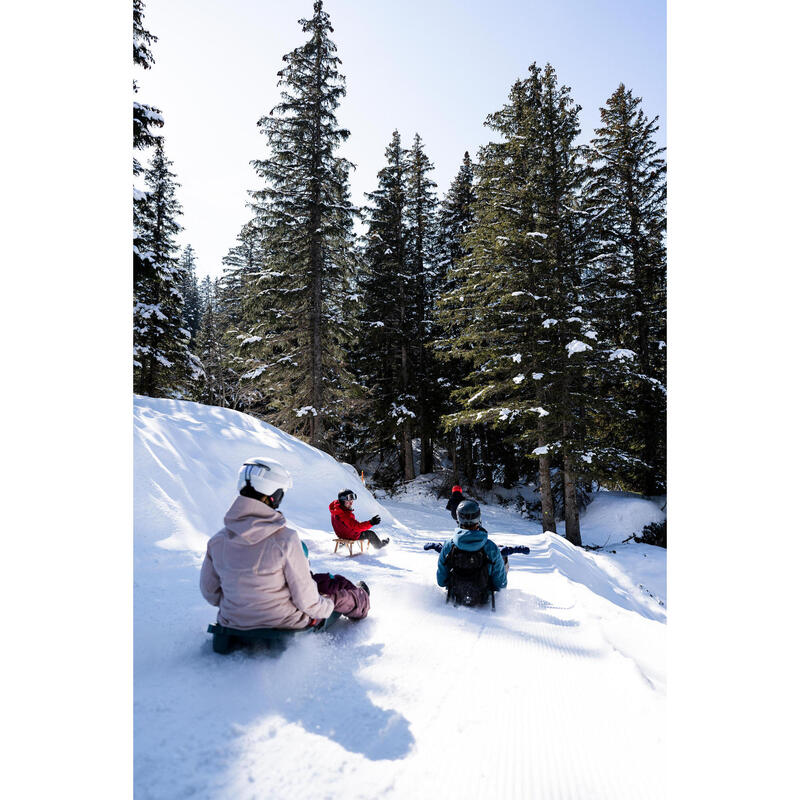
[329,488,390,549]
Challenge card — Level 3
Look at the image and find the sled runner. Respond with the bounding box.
[333,537,370,556]
[207,612,342,655]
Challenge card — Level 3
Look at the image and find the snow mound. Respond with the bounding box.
[579,490,666,547]
[134,395,386,556]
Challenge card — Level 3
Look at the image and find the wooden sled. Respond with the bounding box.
[333,537,370,556]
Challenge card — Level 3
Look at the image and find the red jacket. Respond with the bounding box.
[329,500,372,540]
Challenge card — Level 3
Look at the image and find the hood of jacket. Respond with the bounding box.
[329,499,350,516]
[453,527,488,551]
[223,494,287,544]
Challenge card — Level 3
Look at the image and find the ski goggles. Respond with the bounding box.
[339,491,357,502]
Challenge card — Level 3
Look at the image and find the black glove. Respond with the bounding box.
[369,515,381,526]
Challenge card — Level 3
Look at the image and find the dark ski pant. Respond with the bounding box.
[358,529,387,549]
[312,573,370,619]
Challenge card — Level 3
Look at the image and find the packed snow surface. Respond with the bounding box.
[134,397,666,799]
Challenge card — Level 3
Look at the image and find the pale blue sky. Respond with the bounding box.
[138,0,665,279]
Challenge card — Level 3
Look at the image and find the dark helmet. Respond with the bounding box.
[338,488,357,503]
[456,499,481,527]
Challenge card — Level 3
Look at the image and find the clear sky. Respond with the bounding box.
[137,0,665,279]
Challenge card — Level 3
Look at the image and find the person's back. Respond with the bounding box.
[436,500,507,606]
[445,485,464,521]
[200,457,334,630]
[202,493,333,629]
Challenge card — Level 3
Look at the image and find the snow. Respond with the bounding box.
[543,318,558,328]
[135,397,665,799]
[566,340,593,357]
[609,348,636,361]
[466,385,492,405]
[241,366,267,380]
[512,373,525,383]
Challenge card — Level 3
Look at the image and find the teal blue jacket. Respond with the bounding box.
[436,527,507,591]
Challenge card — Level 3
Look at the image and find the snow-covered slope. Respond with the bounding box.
[134,396,666,799]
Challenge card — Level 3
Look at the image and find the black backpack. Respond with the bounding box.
[445,545,491,607]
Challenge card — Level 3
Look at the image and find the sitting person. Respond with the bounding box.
[200,457,370,630]
[329,488,389,549]
[436,499,507,606]
[445,484,464,521]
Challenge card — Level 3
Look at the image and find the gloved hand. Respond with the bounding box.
[369,515,381,526]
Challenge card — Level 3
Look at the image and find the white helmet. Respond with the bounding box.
[237,457,293,500]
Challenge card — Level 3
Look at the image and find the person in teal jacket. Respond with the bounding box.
[436,500,507,594]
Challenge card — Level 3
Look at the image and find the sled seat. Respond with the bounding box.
[333,537,369,556]
[208,612,341,655]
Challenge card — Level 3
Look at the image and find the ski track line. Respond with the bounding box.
[362,553,663,800]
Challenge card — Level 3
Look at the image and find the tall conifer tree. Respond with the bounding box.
[358,130,417,481]
[195,277,230,407]
[133,139,196,396]
[133,0,163,285]
[245,0,357,450]
[433,151,477,484]
[179,244,201,348]
[585,84,666,495]
[436,64,591,543]
[405,133,439,474]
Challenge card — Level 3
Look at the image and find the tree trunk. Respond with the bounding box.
[477,425,493,489]
[538,449,557,533]
[462,428,474,487]
[420,430,434,475]
[450,429,460,483]
[562,453,582,546]
[308,36,324,449]
[403,420,415,481]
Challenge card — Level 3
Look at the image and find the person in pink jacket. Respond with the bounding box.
[200,458,369,630]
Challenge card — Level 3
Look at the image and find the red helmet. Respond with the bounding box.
[452,485,462,493]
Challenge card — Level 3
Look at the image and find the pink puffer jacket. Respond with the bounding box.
[200,495,334,630]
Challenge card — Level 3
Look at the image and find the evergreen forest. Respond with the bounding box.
[133,1,666,545]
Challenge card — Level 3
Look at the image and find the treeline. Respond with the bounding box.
[133,1,665,544]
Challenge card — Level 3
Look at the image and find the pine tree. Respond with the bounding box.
[133,0,164,285]
[405,133,440,474]
[244,0,358,449]
[133,139,197,396]
[357,130,416,482]
[436,64,591,543]
[195,277,230,407]
[585,84,666,495]
[179,244,202,348]
[218,221,271,412]
[433,151,477,485]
